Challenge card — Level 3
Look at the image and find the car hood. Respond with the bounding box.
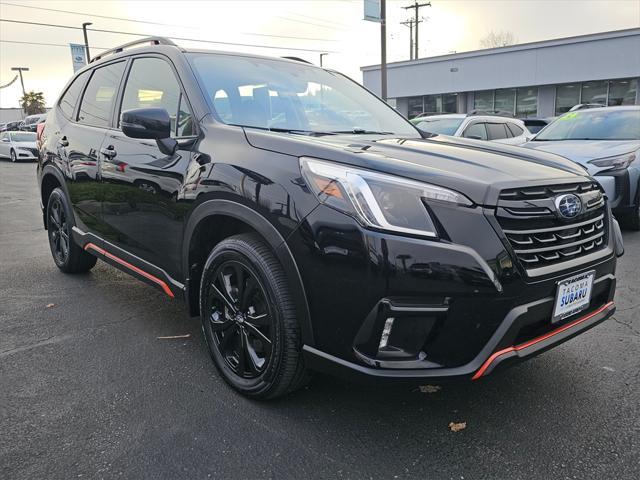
[244,130,592,205]
[523,140,640,163]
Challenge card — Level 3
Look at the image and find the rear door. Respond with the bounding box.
[98,55,197,278]
[59,61,127,236]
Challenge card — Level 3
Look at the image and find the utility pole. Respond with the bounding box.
[82,22,92,62]
[380,0,387,101]
[400,19,414,60]
[403,1,430,59]
[10,67,28,96]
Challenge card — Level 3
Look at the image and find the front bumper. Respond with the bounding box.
[595,168,639,212]
[290,201,619,384]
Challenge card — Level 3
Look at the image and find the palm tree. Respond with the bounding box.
[20,91,46,116]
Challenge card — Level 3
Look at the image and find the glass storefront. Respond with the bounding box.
[554,78,638,115]
[516,87,538,117]
[494,88,516,114]
[407,93,458,117]
[408,97,424,118]
[555,84,580,115]
[608,79,638,106]
[581,81,608,105]
[473,91,493,111]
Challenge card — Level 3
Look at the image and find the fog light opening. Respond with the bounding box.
[378,317,395,350]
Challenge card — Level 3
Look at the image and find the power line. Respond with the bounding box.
[0,1,339,43]
[0,18,337,53]
[0,39,109,50]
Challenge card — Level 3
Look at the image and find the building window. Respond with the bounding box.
[516,87,537,117]
[408,96,424,118]
[555,84,580,115]
[423,95,439,114]
[442,93,458,113]
[474,90,493,111]
[608,79,638,106]
[581,80,607,106]
[494,88,516,115]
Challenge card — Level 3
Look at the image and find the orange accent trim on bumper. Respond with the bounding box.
[472,301,614,380]
[84,242,174,298]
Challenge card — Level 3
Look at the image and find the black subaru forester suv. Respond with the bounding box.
[37,37,624,398]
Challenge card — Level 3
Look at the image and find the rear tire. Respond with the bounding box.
[46,188,97,273]
[200,233,308,399]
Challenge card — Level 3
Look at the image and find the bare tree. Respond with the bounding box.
[480,30,517,49]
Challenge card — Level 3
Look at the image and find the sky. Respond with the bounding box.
[1,0,639,108]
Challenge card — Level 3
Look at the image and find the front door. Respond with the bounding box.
[99,56,197,279]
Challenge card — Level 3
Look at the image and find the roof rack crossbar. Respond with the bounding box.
[90,36,177,63]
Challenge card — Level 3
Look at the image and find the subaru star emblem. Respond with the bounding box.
[555,194,582,218]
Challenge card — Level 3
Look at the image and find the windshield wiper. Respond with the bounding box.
[234,125,337,136]
[329,129,395,135]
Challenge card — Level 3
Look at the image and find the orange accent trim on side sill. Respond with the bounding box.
[84,242,174,298]
[472,301,614,380]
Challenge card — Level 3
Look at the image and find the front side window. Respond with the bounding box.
[59,70,90,119]
[120,57,194,137]
[78,61,126,127]
[463,122,488,140]
[534,109,640,141]
[189,54,418,136]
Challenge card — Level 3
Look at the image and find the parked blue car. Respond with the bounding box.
[523,106,640,230]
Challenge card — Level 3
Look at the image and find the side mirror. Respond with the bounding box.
[121,108,177,156]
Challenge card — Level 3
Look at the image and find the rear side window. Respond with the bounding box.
[59,71,90,119]
[463,122,488,140]
[507,123,524,137]
[78,61,126,127]
[486,123,509,140]
[120,57,194,137]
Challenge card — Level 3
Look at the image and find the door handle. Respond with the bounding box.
[58,136,69,147]
[100,145,117,158]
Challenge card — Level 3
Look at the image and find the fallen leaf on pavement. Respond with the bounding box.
[46,303,55,308]
[448,422,467,432]
[157,334,191,339]
[419,385,442,394]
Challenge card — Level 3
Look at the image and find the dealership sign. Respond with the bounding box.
[69,44,87,72]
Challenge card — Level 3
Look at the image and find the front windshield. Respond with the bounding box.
[188,53,419,136]
[534,109,640,141]
[416,118,464,135]
[11,132,36,142]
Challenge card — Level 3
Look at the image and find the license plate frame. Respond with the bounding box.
[552,270,595,323]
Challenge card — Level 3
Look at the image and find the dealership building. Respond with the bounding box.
[361,28,640,119]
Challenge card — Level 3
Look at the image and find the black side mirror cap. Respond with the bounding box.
[121,108,172,140]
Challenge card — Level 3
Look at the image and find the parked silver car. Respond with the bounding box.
[416,113,532,145]
[523,106,640,229]
[0,131,38,162]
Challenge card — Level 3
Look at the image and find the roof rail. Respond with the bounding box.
[90,36,177,63]
[468,109,515,118]
[281,56,312,64]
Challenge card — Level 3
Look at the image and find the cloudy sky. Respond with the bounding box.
[0,0,638,108]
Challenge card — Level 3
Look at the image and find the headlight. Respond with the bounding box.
[588,151,637,171]
[300,157,473,237]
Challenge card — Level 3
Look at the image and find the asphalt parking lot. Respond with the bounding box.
[1,160,639,480]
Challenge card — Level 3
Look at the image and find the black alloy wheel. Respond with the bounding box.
[48,195,70,265]
[200,233,307,399]
[46,188,97,273]
[207,260,273,378]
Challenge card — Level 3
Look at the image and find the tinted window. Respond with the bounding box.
[416,117,464,135]
[120,57,194,137]
[78,61,126,127]
[463,122,488,140]
[507,123,524,137]
[486,123,509,140]
[535,109,640,141]
[59,71,90,119]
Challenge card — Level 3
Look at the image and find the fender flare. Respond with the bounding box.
[40,163,74,226]
[182,199,315,346]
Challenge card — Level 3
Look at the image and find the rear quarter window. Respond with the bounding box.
[507,123,524,136]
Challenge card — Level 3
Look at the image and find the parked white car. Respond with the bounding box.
[416,113,532,145]
[0,131,38,162]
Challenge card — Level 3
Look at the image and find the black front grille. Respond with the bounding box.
[496,182,608,270]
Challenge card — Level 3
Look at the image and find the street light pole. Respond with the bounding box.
[10,67,29,96]
[82,22,93,62]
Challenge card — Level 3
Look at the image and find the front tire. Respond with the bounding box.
[46,188,97,273]
[200,233,307,399]
[620,182,640,231]
[10,149,17,163]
